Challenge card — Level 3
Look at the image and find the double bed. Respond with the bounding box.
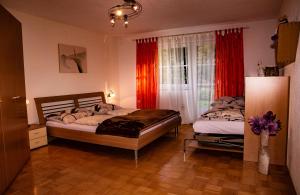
[184,96,245,160]
[35,92,181,162]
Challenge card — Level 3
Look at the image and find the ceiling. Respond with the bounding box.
[0,0,282,35]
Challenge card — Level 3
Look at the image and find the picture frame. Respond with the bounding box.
[58,44,87,73]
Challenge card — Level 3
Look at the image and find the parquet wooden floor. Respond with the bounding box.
[5,125,296,195]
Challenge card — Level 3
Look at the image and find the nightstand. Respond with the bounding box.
[28,124,48,150]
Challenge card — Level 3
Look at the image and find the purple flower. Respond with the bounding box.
[248,116,266,135]
[248,111,281,135]
[263,111,276,122]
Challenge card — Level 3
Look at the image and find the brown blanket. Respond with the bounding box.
[95,109,179,138]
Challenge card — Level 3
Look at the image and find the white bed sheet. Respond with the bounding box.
[193,120,244,135]
[46,116,177,136]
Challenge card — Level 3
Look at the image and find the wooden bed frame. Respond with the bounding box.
[35,92,181,162]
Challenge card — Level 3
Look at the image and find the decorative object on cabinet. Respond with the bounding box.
[244,77,289,166]
[256,62,265,77]
[58,44,87,73]
[263,66,280,76]
[273,22,300,66]
[28,124,48,150]
[248,111,281,175]
[0,5,30,194]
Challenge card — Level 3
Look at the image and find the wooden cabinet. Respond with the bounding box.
[0,5,30,194]
[28,125,48,149]
[244,77,289,165]
[276,22,300,66]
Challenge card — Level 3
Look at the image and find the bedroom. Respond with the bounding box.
[0,0,299,194]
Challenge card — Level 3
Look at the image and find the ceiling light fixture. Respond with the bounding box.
[108,0,142,28]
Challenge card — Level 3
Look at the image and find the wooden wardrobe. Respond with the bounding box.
[0,5,30,194]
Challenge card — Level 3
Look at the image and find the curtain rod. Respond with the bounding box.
[132,26,249,41]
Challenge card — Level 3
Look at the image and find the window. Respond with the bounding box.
[161,47,188,85]
[158,33,216,123]
[196,43,215,112]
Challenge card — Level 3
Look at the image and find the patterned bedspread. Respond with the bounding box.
[201,96,245,121]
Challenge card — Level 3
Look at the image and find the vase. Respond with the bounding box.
[260,129,269,147]
[258,130,270,175]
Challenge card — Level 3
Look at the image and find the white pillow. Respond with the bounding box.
[46,114,63,123]
[60,108,94,124]
[93,103,122,115]
[60,112,90,124]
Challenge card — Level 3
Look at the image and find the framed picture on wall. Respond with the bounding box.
[58,44,87,73]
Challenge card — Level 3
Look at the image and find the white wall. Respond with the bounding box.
[10,10,119,124]
[284,36,300,195]
[243,20,277,75]
[117,37,136,108]
[281,0,300,193]
[117,19,277,108]
[280,0,300,22]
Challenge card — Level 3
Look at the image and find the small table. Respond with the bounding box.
[28,124,48,150]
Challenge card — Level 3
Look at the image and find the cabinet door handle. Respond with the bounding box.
[12,96,21,100]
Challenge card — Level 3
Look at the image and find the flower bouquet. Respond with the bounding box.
[248,111,281,175]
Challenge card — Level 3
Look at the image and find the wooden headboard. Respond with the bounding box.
[34,92,106,124]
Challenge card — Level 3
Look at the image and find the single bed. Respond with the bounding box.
[184,97,245,160]
[193,120,244,135]
[35,92,181,162]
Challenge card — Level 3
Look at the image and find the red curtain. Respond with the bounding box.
[215,28,244,99]
[136,38,158,109]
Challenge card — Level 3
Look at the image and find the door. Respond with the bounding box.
[0,4,29,191]
[14,15,30,167]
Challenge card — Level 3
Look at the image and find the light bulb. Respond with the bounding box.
[110,14,115,27]
[133,5,138,11]
[124,20,128,28]
[124,15,128,28]
[116,10,123,16]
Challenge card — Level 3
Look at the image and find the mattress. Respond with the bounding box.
[46,115,178,136]
[46,121,96,133]
[193,120,244,135]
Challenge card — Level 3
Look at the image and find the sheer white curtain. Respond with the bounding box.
[158,32,215,124]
